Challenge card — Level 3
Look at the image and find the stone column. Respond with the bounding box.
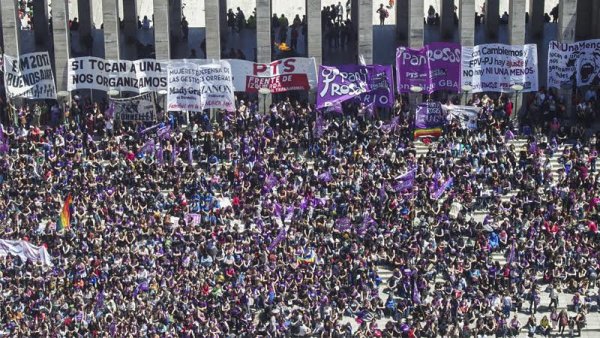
[122,0,137,39]
[509,0,526,45]
[33,0,49,47]
[205,0,221,60]
[306,0,322,65]
[169,0,182,42]
[460,0,475,104]
[219,0,227,47]
[256,0,272,108]
[351,0,358,32]
[396,0,409,44]
[153,0,170,60]
[103,0,120,59]
[528,0,545,38]
[1,0,21,56]
[576,0,593,41]
[440,0,455,41]
[509,0,526,122]
[357,0,373,64]
[558,0,577,43]
[78,0,94,35]
[408,0,424,48]
[306,0,322,103]
[593,1,600,39]
[459,0,475,47]
[51,0,71,93]
[408,0,424,120]
[559,0,577,118]
[485,0,500,41]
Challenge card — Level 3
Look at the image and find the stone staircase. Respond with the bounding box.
[342,137,600,335]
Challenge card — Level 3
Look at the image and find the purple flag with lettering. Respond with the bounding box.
[414,102,444,138]
[396,42,461,93]
[316,64,393,109]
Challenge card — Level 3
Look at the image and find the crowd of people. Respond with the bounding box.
[0,85,598,337]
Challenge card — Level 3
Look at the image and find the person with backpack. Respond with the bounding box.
[376,4,388,25]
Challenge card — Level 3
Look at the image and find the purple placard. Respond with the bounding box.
[415,102,444,130]
[396,42,461,94]
[317,65,394,109]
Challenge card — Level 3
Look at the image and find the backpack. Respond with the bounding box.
[384,10,389,18]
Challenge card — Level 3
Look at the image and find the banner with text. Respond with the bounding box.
[111,92,156,121]
[396,42,461,93]
[167,61,235,112]
[4,52,56,99]
[461,44,538,93]
[228,57,317,93]
[547,39,600,88]
[443,105,480,130]
[316,64,394,109]
[68,57,167,93]
[414,101,444,138]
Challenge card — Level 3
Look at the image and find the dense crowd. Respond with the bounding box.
[0,88,598,337]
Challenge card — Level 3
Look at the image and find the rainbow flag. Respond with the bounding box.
[56,194,73,231]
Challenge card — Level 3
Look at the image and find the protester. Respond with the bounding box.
[0,79,597,337]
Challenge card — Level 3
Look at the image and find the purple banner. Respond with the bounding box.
[431,177,453,200]
[414,102,444,138]
[396,42,461,94]
[317,64,394,109]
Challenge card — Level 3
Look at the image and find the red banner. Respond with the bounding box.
[245,74,309,93]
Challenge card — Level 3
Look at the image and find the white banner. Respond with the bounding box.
[547,39,600,88]
[4,52,57,99]
[0,239,54,267]
[67,57,168,93]
[68,57,317,95]
[228,57,317,92]
[461,44,538,93]
[443,105,480,130]
[111,92,156,121]
[167,61,235,112]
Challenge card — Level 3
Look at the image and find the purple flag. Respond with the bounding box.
[395,168,416,182]
[314,111,324,139]
[414,102,444,138]
[318,171,333,183]
[508,241,516,264]
[381,116,400,134]
[431,177,453,200]
[316,64,394,109]
[396,42,461,93]
[104,102,115,119]
[0,128,7,154]
[394,179,414,192]
[157,125,171,140]
[140,123,160,135]
[185,213,201,226]
[412,279,421,304]
[265,173,278,190]
[335,217,352,232]
[138,139,155,156]
[268,228,287,251]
